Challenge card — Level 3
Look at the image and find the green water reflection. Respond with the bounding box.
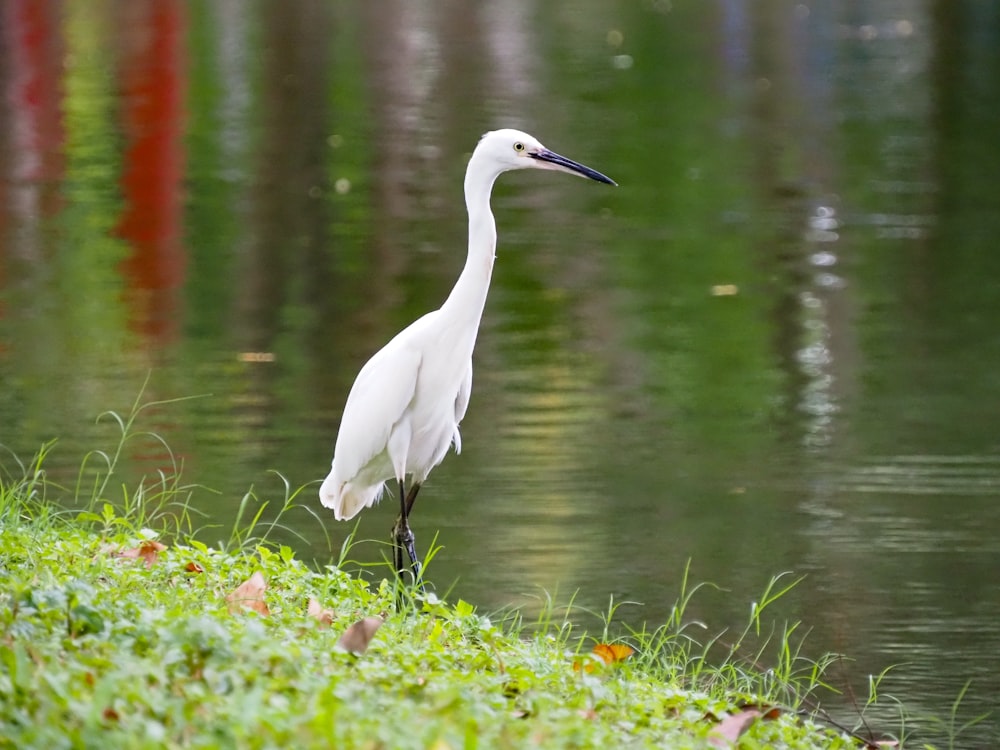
[2,1,999,742]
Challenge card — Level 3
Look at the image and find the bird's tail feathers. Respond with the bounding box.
[319,473,386,521]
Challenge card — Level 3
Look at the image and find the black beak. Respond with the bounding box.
[529,149,617,186]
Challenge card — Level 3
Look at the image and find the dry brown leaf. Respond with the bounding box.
[336,616,383,655]
[736,702,783,720]
[117,540,167,569]
[307,597,335,628]
[708,708,761,747]
[226,571,269,616]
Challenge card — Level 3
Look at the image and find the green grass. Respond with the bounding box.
[0,397,926,748]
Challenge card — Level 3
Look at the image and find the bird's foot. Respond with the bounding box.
[391,518,424,590]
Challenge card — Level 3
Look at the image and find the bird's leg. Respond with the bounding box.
[404,482,421,518]
[403,483,423,590]
[391,512,406,581]
[391,480,423,587]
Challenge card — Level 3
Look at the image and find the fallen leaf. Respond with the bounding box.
[573,642,635,672]
[117,540,167,569]
[708,708,760,747]
[185,561,204,574]
[737,702,782,720]
[592,643,634,664]
[307,597,335,627]
[226,572,269,616]
[336,616,383,655]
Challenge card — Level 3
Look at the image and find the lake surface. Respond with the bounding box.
[2,1,999,744]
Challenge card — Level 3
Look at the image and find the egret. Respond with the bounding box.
[319,128,615,584]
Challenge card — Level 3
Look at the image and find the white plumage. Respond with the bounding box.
[319,128,615,579]
[320,315,473,521]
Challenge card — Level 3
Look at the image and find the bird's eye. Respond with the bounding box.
[513,142,525,152]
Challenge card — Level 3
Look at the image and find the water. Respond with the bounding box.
[2,1,999,743]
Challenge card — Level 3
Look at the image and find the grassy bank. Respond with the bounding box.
[0,405,903,748]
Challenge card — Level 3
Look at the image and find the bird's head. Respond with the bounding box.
[474,128,616,185]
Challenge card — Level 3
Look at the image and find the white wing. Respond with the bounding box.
[320,332,422,517]
[451,362,473,453]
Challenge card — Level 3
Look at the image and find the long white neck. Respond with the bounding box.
[439,152,500,331]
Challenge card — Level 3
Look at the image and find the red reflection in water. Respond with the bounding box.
[115,0,187,344]
[0,0,66,359]
[0,0,66,313]
[2,0,66,209]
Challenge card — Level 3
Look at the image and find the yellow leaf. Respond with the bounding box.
[573,642,635,672]
[592,643,634,664]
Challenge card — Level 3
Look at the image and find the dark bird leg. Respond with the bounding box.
[391,480,423,587]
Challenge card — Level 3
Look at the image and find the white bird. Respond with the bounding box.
[319,128,615,583]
